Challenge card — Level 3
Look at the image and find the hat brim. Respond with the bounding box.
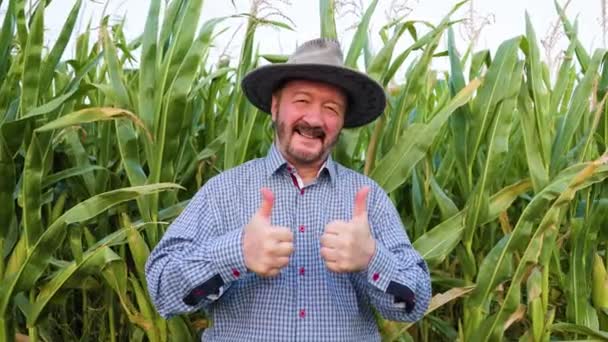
[241,63,386,128]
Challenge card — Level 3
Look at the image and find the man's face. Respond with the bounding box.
[270,79,347,167]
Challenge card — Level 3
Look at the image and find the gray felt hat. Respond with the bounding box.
[241,38,386,128]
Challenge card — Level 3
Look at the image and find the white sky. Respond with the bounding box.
[2,1,603,76]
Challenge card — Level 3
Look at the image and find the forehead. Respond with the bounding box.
[278,79,347,104]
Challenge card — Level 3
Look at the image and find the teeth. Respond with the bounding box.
[295,130,315,139]
[294,127,323,140]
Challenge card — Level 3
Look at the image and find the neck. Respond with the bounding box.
[292,163,322,184]
[275,144,326,184]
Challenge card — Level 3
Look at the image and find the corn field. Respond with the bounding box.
[0,0,607,340]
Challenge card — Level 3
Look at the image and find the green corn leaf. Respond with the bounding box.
[527,267,544,341]
[160,17,224,183]
[344,0,378,68]
[19,1,44,118]
[550,49,606,175]
[14,0,27,50]
[319,0,337,39]
[38,0,82,94]
[371,79,480,193]
[429,173,459,220]
[385,0,467,83]
[473,158,608,341]
[36,107,150,140]
[100,20,131,108]
[385,26,443,150]
[524,13,551,165]
[552,322,608,340]
[468,163,608,311]
[0,135,15,244]
[463,60,521,250]
[448,26,472,195]
[22,134,43,250]
[567,218,600,328]
[115,120,147,187]
[468,37,521,170]
[139,0,161,133]
[0,183,182,318]
[42,165,107,188]
[28,245,124,325]
[368,22,409,84]
[411,178,527,265]
[123,214,150,286]
[549,37,576,124]
[555,0,590,72]
[0,0,15,80]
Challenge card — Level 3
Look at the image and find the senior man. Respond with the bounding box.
[145,38,431,341]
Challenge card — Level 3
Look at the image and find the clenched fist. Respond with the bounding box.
[243,188,294,277]
[320,186,376,273]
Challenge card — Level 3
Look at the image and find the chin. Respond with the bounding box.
[288,147,324,164]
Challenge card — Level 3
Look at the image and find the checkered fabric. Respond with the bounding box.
[145,143,432,341]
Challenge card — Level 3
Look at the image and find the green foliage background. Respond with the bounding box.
[0,0,607,341]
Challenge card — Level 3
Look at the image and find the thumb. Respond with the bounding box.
[353,186,370,219]
[257,187,274,220]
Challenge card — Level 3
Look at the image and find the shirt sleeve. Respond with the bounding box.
[145,184,247,318]
[354,185,432,322]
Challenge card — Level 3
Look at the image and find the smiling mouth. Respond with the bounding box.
[294,125,325,141]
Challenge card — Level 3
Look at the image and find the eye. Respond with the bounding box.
[294,98,309,104]
[325,105,340,115]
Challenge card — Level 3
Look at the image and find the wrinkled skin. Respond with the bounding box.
[270,79,347,177]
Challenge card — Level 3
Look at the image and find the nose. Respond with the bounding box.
[302,103,324,126]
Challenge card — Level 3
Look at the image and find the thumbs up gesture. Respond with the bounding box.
[243,188,294,277]
[320,187,376,273]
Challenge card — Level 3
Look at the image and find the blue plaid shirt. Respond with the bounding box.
[145,144,431,341]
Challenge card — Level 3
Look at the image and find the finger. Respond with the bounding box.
[324,220,348,235]
[353,186,370,219]
[264,268,281,277]
[273,226,294,242]
[325,261,341,273]
[272,242,294,256]
[320,247,338,262]
[257,187,274,219]
[272,256,290,268]
[320,234,340,248]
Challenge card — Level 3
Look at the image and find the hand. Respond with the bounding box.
[320,186,376,273]
[243,188,294,277]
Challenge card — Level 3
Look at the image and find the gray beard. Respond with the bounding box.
[274,120,340,165]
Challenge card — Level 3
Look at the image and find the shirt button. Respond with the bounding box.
[232,268,240,278]
[372,273,380,282]
[299,225,305,233]
[299,267,305,276]
[299,309,306,318]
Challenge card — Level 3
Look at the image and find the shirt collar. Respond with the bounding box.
[264,142,337,184]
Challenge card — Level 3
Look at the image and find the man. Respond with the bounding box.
[145,38,431,341]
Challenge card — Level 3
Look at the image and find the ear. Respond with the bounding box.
[270,97,278,122]
[271,92,280,122]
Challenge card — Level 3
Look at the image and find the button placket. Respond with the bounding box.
[294,185,310,326]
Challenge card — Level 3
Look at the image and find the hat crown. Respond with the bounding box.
[287,38,344,66]
[241,37,386,128]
